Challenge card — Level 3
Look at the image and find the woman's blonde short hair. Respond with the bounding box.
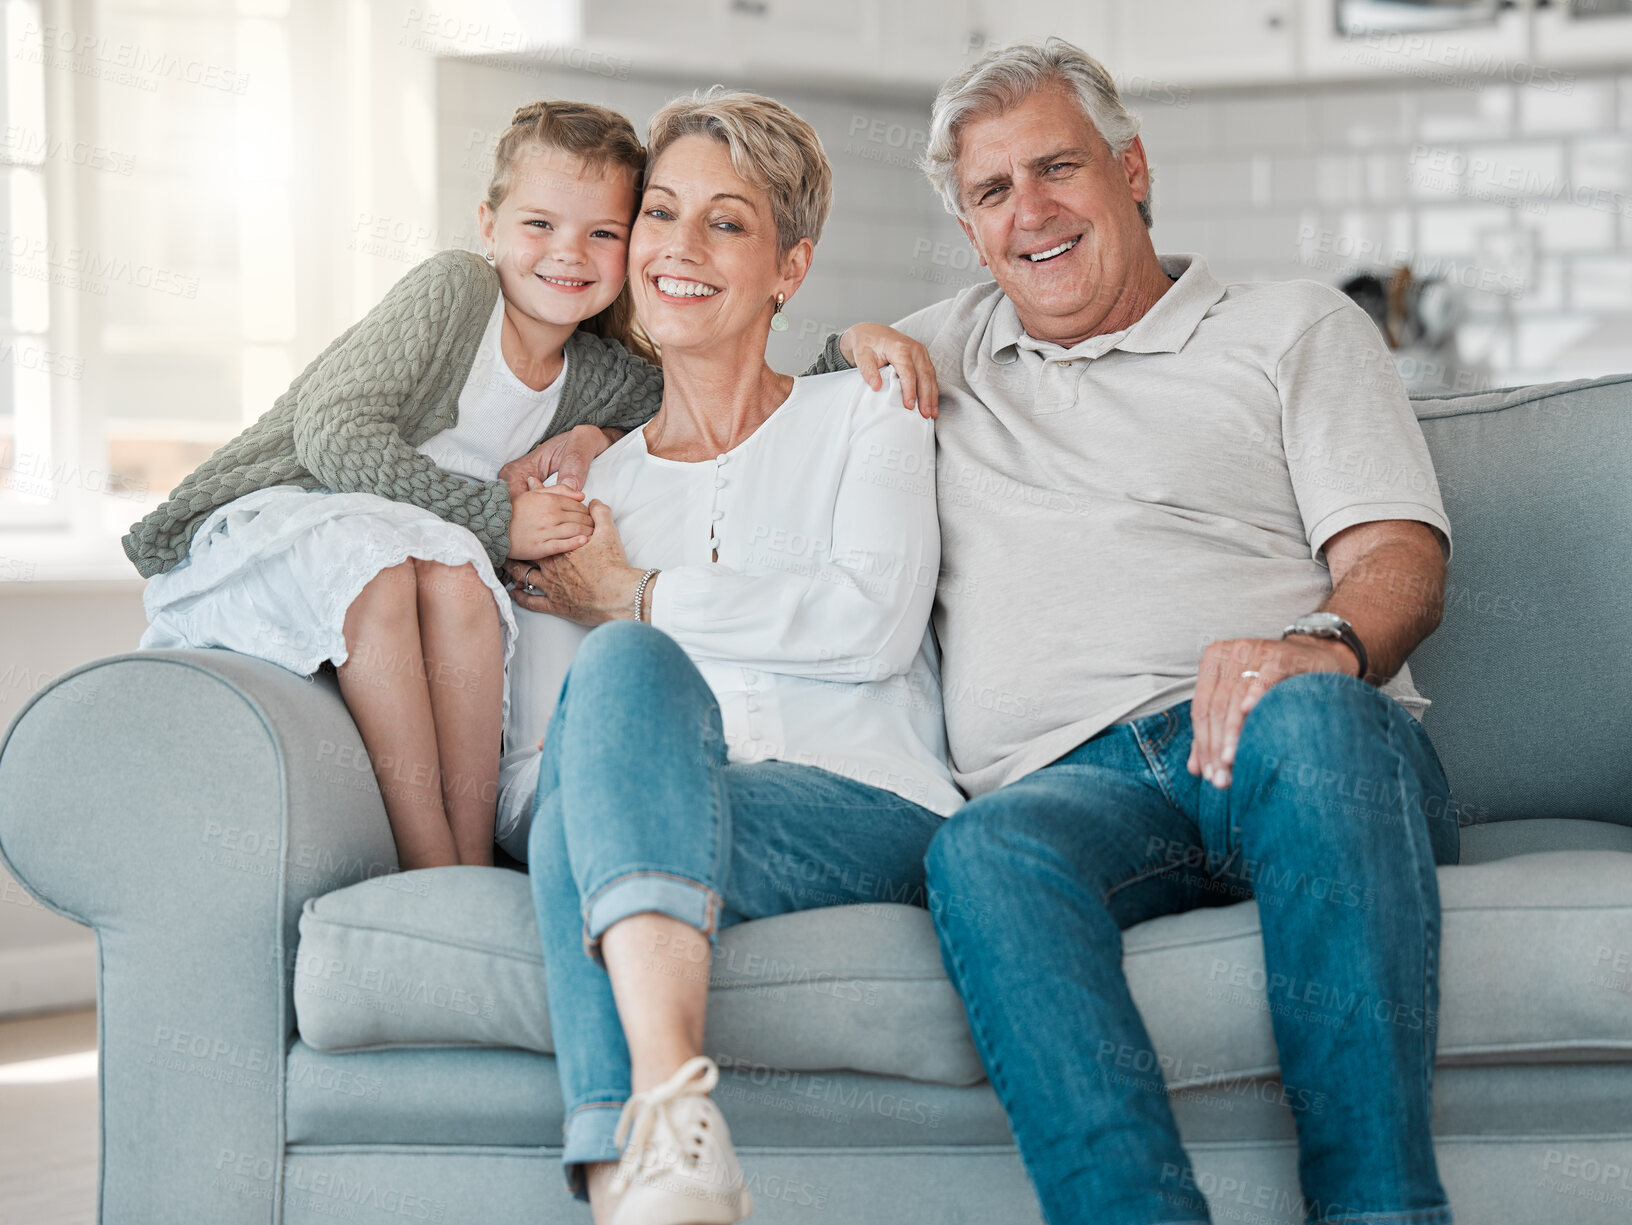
[645,88,833,255]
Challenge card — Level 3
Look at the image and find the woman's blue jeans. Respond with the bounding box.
[926,673,1460,1225]
[522,621,946,1197]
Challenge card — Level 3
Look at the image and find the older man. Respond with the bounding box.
[826,38,1459,1225]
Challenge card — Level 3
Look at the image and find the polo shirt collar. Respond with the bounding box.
[988,252,1226,363]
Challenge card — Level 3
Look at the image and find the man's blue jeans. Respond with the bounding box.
[523,621,946,1196]
[926,674,1459,1225]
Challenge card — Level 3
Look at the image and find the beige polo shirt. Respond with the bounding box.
[893,253,1452,798]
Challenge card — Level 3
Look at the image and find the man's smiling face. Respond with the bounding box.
[953,84,1156,347]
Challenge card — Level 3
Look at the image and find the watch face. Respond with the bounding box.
[1298,612,1346,633]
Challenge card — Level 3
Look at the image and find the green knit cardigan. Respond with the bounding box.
[123,249,669,578]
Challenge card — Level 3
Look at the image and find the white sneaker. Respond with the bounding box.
[609,1056,753,1225]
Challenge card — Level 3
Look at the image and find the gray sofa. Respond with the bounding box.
[3,374,1630,1225]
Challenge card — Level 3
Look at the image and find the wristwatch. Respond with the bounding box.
[1282,612,1369,680]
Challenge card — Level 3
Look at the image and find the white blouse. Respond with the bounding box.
[417,292,567,482]
[496,367,963,847]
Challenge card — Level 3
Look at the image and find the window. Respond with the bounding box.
[1,0,57,527]
[0,0,297,575]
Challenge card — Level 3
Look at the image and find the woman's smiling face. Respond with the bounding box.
[480,145,636,329]
[629,134,806,354]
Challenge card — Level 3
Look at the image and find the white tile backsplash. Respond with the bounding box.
[1155,72,1628,384]
[1535,199,1621,253]
[1362,152,1410,205]
[1318,89,1412,148]
[1519,79,1617,135]
[1219,96,1316,150]
[1571,255,1632,312]
[1129,97,1219,155]
[1573,137,1632,195]
[1153,159,1259,209]
[1415,86,1515,144]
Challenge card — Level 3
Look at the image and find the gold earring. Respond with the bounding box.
[770,292,789,332]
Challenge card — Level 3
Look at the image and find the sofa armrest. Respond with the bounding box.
[0,648,396,1225]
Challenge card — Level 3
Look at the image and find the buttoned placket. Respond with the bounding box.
[1034,355,1092,416]
[709,452,728,562]
[710,450,760,740]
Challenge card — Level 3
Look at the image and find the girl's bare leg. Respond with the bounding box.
[414,560,503,867]
[338,561,458,869]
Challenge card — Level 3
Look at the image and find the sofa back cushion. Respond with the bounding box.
[1409,374,1632,825]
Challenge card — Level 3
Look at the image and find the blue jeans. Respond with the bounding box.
[522,621,946,1197]
[926,674,1459,1225]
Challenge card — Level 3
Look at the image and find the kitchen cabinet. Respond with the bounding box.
[575,0,976,89]
[963,0,1114,64]
[1117,0,1298,87]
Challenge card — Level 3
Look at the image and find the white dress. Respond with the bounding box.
[141,293,567,727]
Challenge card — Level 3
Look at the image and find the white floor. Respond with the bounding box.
[0,1008,99,1225]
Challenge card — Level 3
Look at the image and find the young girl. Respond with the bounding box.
[126,99,934,872]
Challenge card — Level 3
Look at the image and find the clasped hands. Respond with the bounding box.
[496,424,640,625]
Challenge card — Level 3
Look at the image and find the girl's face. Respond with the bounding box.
[628,134,810,355]
[478,145,636,330]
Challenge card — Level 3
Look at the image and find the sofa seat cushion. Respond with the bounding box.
[1129,849,1632,1089]
[294,849,1632,1087]
[293,866,986,1085]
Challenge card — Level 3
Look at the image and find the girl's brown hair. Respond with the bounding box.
[484,100,658,365]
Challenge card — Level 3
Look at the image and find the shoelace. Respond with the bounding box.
[610,1055,721,1194]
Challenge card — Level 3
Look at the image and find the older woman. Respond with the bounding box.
[498,91,961,1225]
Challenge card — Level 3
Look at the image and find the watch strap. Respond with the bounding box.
[1282,617,1369,680]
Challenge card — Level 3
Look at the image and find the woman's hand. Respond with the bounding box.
[839,323,939,419]
[507,500,643,625]
[507,482,594,560]
[498,423,621,498]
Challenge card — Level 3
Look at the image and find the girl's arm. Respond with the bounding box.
[289,255,514,568]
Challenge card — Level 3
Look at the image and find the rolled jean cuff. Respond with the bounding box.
[582,870,720,958]
[561,1101,625,1201]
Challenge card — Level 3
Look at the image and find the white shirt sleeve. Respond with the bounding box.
[649,378,939,683]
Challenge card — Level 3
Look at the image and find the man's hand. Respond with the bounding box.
[1186,519,1446,790]
[497,423,619,499]
[506,500,642,625]
[839,323,939,418]
[1188,635,1360,790]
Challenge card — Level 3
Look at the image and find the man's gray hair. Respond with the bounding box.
[921,37,1153,229]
